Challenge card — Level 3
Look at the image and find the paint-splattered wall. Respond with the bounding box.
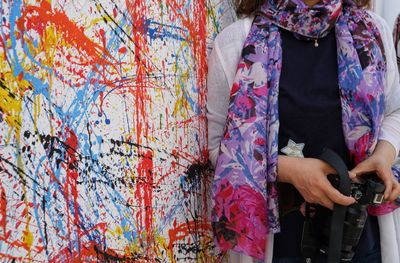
[0,0,234,261]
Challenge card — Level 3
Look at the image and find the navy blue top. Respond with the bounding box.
[274,28,380,260]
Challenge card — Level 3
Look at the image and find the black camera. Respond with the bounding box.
[318,173,385,261]
[301,149,387,262]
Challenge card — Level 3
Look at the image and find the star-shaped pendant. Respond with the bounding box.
[281,139,305,158]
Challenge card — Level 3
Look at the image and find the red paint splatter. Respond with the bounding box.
[0,183,11,241]
[123,2,158,259]
[168,220,212,259]
[118,47,127,54]
[134,150,154,258]
[49,223,110,263]
[63,127,82,259]
[0,179,43,255]
[164,0,208,163]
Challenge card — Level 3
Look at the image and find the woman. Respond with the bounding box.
[207,0,400,262]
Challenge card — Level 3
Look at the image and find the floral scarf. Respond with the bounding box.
[212,0,400,260]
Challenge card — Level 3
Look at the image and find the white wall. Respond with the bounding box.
[374,0,400,30]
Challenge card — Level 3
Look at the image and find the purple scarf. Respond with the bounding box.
[212,0,400,260]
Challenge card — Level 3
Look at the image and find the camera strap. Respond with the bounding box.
[301,203,317,262]
[319,148,352,263]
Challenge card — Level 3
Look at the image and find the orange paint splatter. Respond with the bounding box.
[16,1,113,67]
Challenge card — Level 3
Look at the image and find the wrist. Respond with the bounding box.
[277,156,335,184]
[368,153,392,170]
[372,140,396,165]
[277,155,301,184]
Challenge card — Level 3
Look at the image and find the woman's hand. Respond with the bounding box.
[350,140,400,202]
[278,155,355,210]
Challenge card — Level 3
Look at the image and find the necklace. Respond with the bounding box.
[291,32,320,47]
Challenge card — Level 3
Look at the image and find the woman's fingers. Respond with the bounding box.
[380,170,394,200]
[317,196,334,210]
[303,190,334,210]
[322,180,355,206]
[351,157,398,202]
[372,165,395,200]
[388,180,400,202]
[350,160,374,177]
[348,171,362,183]
[302,181,354,210]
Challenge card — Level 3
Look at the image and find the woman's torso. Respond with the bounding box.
[274,27,380,261]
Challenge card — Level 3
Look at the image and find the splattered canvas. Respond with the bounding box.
[0,0,234,261]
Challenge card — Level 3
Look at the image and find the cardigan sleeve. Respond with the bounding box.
[370,12,400,158]
[206,18,253,168]
[206,40,232,168]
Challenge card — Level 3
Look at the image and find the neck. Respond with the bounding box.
[303,0,321,6]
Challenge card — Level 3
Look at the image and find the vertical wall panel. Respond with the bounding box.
[374,0,400,30]
[0,0,234,261]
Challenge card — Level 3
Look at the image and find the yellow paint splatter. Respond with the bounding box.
[0,73,30,136]
[23,229,34,249]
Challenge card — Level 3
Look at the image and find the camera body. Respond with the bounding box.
[350,175,385,206]
[319,174,385,261]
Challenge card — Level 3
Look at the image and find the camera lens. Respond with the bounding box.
[341,203,368,259]
[319,203,368,261]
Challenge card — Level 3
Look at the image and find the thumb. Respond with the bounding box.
[348,171,357,179]
[348,171,362,183]
[351,159,373,175]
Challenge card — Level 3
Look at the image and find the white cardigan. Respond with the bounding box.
[207,12,400,263]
